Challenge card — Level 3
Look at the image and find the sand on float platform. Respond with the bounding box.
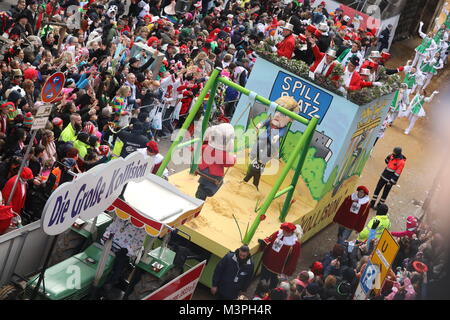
[170,161,317,258]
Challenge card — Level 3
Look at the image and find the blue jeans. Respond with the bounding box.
[337,226,353,245]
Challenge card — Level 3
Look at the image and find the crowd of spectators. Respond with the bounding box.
[0,0,448,299]
[239,211,448,300]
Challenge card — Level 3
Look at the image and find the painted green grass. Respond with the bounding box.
[233,114,346,201]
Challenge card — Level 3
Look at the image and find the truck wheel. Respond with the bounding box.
[127,273,163,300]
[48,230,85,266]
[0,285,19,300]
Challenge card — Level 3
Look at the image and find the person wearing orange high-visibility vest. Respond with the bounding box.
[370,147,406,209]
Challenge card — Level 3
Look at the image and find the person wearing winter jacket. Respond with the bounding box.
[73,132,91,160]
[119,51,157,85]
[378,24,393,52]
[333,186,370,245]
[115,122,149,158]
[357,204,392,242]
[2,167,34,216]
[370,147,406,209]
[211,245,254,300]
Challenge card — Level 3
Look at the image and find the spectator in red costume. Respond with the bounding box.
[2,167,35,216]
[146,140,168,180]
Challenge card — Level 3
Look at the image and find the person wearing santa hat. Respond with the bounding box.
[146,140,168,179]
[258,222,302,289]
[333,186,370,245]
[274,23,297,59]
[2,167,36,225]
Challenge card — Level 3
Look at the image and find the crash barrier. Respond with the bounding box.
[0,221,52,286]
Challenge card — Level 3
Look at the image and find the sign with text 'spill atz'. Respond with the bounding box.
[269,71,333,124]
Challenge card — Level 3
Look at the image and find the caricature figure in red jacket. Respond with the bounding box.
[259,222,302,289]
[195,123,236,200]
[333,186,370,245]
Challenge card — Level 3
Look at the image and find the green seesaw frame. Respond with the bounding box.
[155,69,319,244]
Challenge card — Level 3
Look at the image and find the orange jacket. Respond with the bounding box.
[382,154,406,184]
[51,167,62,191]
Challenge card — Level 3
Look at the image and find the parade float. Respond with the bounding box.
[158,47,400,286]
[0,56,400,299]
[21,151,207,300]
[0,8,403,295]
